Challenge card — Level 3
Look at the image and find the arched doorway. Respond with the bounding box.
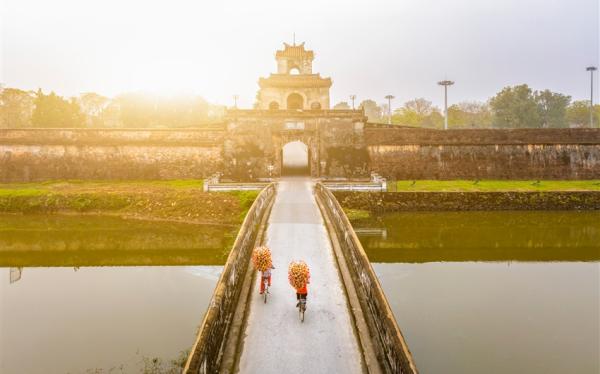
[287,93,304,110]
[281,141,310,175]
[269,101,280,110]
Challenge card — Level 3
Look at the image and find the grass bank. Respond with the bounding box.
[393,180,600,192]
[0,179,259,225]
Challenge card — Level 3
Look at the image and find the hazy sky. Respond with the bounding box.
[1,0,598,108]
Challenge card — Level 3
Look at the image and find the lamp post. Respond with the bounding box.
[384,95,394,124]
[586,67,597,127]
[350,95,356,110]
[233,94,239,109]
[438,80,454,130]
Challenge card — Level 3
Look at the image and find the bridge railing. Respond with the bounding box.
[184,183,276,374]
[315,183,418,374]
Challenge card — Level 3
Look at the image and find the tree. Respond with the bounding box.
[0,88,35,127]
[358,99,382,122]
[31,89,85,128]
[333,101,350,110]
[115,93,155,127]
[567,100,600,127]
[78,92,109,127]
[490,84,540,128]
[115,92,220,128]
[392,98,443,128]
[447,101,492,128]
[404,98,436,116]
[534,89,571,128]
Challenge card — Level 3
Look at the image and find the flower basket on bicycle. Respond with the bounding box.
[252,246,273,272]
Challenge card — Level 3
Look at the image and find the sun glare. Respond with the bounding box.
[127,59,201,96]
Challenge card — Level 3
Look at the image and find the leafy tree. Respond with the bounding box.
[0,88,35,128]
[490,84,540,128]
[403,98,436,116]
[447,101,492,128]
[100,100,123,127]
[358,99,382,122]
[567,100,600,127]
[333,101,350,110]
[115,93,220,128]
[392,98,443,128]
[78,92,109,127]
[31,89,85,128]
[534,89,571,128]
[115,93,154,127]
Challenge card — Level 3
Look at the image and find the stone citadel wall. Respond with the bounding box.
[1,126,599,182]
[365,127,600,179]
[0,128,225,182]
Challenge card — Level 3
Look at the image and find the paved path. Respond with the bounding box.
[237,177,363,373]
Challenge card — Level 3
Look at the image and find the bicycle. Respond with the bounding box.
[298,298,307,322]
[262,277,270,304]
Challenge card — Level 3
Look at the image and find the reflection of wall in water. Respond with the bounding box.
[352,211,600,263]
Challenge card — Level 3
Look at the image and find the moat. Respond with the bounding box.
[2,211,598,373]
[353,211,600,374]
[0,215,230,373]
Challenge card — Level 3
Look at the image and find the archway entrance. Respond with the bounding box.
[287,93,304,110]
[281,141,310,175]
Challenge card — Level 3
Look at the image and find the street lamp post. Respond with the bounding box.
[233,94,239,109]
[437,80,454,130]
[350,95,356,110]
[384,95,394,124]
[586,67,597,128]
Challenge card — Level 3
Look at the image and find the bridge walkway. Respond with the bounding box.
[236,177,364,373]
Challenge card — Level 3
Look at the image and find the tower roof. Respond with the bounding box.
[276,42,314,59]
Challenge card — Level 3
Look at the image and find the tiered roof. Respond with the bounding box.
[275,42,314,60]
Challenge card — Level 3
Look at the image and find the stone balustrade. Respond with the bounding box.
[315,183,418,374]
[184,183,276,374]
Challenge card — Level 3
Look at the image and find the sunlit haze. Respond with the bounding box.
[1,0,598,107]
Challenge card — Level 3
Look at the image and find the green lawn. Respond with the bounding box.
[0,179,204,191]
[0,179,262,225]
[394,180,600,192]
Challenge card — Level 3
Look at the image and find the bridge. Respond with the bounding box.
[183,178,418,374]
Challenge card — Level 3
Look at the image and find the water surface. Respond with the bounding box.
[353,211,600,374]
[0,214,232,373]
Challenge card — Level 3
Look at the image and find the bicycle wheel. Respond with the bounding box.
[300,303,305,322]
[263,284,268,304]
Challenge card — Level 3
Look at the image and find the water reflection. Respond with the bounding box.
[352,211,600,374]
[355,211,600,262]
[0,214,233,373]
[0,214,237,267]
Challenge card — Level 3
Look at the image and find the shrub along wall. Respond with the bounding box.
[334,191,600,212]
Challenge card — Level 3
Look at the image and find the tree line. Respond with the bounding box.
[334,84,600,128]
[0,88,225,128]
[2,84,598,128]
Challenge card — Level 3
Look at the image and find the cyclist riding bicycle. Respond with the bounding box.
[295,277,309,308]
[259,265,275,294]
